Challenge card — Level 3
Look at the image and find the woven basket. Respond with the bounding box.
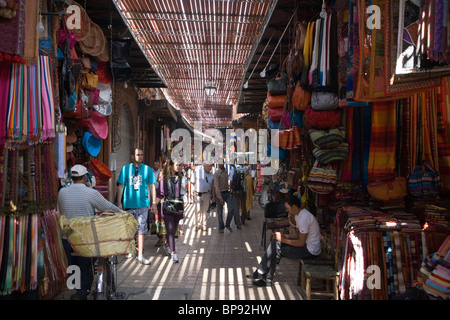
[61,212,137,257]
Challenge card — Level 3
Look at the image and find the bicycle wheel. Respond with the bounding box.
[93,258,110,300]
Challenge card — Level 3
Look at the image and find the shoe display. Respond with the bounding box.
[136,256,151,265]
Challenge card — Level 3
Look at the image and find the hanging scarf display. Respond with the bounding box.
[0,143,58,215]
[2,55,55,147]
[0,210,66,298]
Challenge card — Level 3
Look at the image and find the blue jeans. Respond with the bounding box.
[255,238,317,281]
[63,239,94,298]
[216,191,234,230]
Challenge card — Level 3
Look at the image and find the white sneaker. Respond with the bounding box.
[172,252,179,263]
[136,256,151,265]
[125,253,134,259]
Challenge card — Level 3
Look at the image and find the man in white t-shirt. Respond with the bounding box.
[247,195,321,287]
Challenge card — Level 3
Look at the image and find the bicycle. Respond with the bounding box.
[92,255,125,300]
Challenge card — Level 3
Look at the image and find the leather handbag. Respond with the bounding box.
[267,92,286,109]
[268,107,283,122]
[311,91,339,110]
[307,160,338,194]
[267,71,288,96]
[305,105,341,129]
[407,161,441,198]
[292,81,311,111]
[81,72,98,90]
[163,199,184,216]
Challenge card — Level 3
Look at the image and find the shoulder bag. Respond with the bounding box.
[163,177,184,216]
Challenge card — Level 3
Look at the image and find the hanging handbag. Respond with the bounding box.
[305,105,341,129]
[307,160,338,194]
[309,127,346,149]
[292,81,311,111]
[311,91,339,110]
[267,92,286,109]
[407,161,441,198]
[81,72,98,90]
[267,71,288,95]
[313,143,349,164]
[268,107,283,122]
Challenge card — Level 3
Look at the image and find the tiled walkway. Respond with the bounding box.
[55,198,303,300]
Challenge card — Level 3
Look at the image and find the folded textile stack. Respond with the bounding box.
[370,211,400,231]
[336,206,377,232]
[393,212,423,232]
[422,205,449,232]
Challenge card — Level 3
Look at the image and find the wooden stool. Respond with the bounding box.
[300,263,339,300]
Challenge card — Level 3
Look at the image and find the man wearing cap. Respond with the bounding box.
[58,164,125,300]
[191,162,215,232]
[117,148,157,265]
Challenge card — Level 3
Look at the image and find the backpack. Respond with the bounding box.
[231,169,243,192]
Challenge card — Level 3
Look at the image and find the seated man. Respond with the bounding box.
[247,195,321,287]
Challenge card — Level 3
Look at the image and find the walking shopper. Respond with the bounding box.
[153,160,166,247]
[244,167,255,221]
[58,165,124,300]
[191,162,215,232]
[247,195,321,287]
[117,148,157,265]
[214,163,234,233]
[155,159,185,263]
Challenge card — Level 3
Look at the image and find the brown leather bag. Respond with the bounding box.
[292,81,311,111]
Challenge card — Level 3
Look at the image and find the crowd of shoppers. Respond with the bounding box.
[58,147,319,299]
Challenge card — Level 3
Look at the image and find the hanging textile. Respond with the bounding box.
[0,0,25,57]
[23,0,40,64]
[2,55,56,146]
[437,77,450,191]
[0,210,66,298]
[0,144,58,215]
[367,101,397,182]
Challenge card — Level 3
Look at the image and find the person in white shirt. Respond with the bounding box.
[191,162,215,231]
[247,195,321,287]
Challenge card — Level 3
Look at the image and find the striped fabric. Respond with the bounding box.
[57,184,122,220]
[2,55,55,146]
[367,101,397,182]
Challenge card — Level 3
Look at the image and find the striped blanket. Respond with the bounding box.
[367,101,397,182]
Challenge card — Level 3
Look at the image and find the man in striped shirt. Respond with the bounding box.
[58,164,124,300]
